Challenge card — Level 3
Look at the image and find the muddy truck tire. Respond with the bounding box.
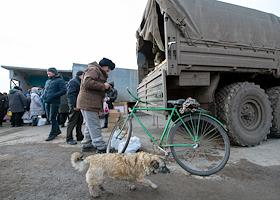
[215,82,272,146]
[266,86,280,137]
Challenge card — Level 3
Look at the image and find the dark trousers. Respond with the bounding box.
[103,113,109,127]
[0,111,6,126]
[11,112,24,127]
[44,103,50,123]
[31,115,38,126]
[66,110,83,141]
[47,103,61,137]
[58,113,68,126]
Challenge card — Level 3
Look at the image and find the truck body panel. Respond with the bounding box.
[137,0,280,107]
[136,0,280,145]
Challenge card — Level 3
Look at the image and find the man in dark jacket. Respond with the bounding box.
[8,86,27,127]
[77,58,115,153]
[0,92,9,127]
[58,93,69,127]
[43,68,67,141]
[66,71,84,145]
[102,81,118,128]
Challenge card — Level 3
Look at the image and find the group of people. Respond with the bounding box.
[0,83,69,128]
[0,86,44,127]
[0,92,9,127]
[0,57,118,154]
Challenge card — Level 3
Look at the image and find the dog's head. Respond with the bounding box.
[71,152,84,162]
[150,157,170,174]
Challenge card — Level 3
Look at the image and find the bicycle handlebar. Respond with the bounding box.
[126,87,147,104]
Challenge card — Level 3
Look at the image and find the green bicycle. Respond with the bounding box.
[106,88,230,176]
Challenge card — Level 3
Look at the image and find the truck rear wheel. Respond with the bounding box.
[215,82,272,146]
[266,86,280,137]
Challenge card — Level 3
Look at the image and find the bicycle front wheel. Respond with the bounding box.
[170,114,230,176]
[106,116,132,153]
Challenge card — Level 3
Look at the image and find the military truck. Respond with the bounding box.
[136,0,280,146]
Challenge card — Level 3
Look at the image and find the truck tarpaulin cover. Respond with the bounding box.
[137,0,280,52]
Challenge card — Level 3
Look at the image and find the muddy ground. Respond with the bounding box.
[1,116,280,200]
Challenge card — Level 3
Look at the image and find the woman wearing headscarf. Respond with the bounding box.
[30,87,45,126]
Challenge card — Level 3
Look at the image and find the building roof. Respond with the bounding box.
[1,65,71,76]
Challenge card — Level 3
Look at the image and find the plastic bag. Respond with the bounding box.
[22,111,30,120]
[37,117,47,126]
[103,101,109,114]
[22,111,32,124]
[118,136,141,153]
[7,111,12,117]
[110,129,123,150]
[3,114,10,121]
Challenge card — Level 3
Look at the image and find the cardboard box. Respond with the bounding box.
[107,122,116,132]
[104,109,124,131]
[113,102,129,114]
[109,109,120,113]
[109,116,120,123]
[108,109,121,123]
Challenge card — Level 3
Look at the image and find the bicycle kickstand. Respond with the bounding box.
[156,146,170,157]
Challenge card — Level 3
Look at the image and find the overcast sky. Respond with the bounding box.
[0,0,279,92]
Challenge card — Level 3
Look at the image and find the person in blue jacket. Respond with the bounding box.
[43,68,67,141]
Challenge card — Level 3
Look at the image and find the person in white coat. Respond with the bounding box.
[30,87,45,126]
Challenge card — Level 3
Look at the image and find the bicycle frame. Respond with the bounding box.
[127,101,206,150]
[121,88,227,153]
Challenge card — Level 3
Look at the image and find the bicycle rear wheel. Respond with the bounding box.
[170,114,230,176]
[106,116,132,153]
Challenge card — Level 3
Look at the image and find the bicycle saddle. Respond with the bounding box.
[167,99,186,106]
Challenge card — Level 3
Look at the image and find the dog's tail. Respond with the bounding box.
[71,152,89,172]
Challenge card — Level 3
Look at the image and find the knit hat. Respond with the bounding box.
[99,58,115,70]
[108,81,114,87]
[31,87,39,94]
[13,86,23,91]
[76,71,84,76]
[47,67,58,75]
